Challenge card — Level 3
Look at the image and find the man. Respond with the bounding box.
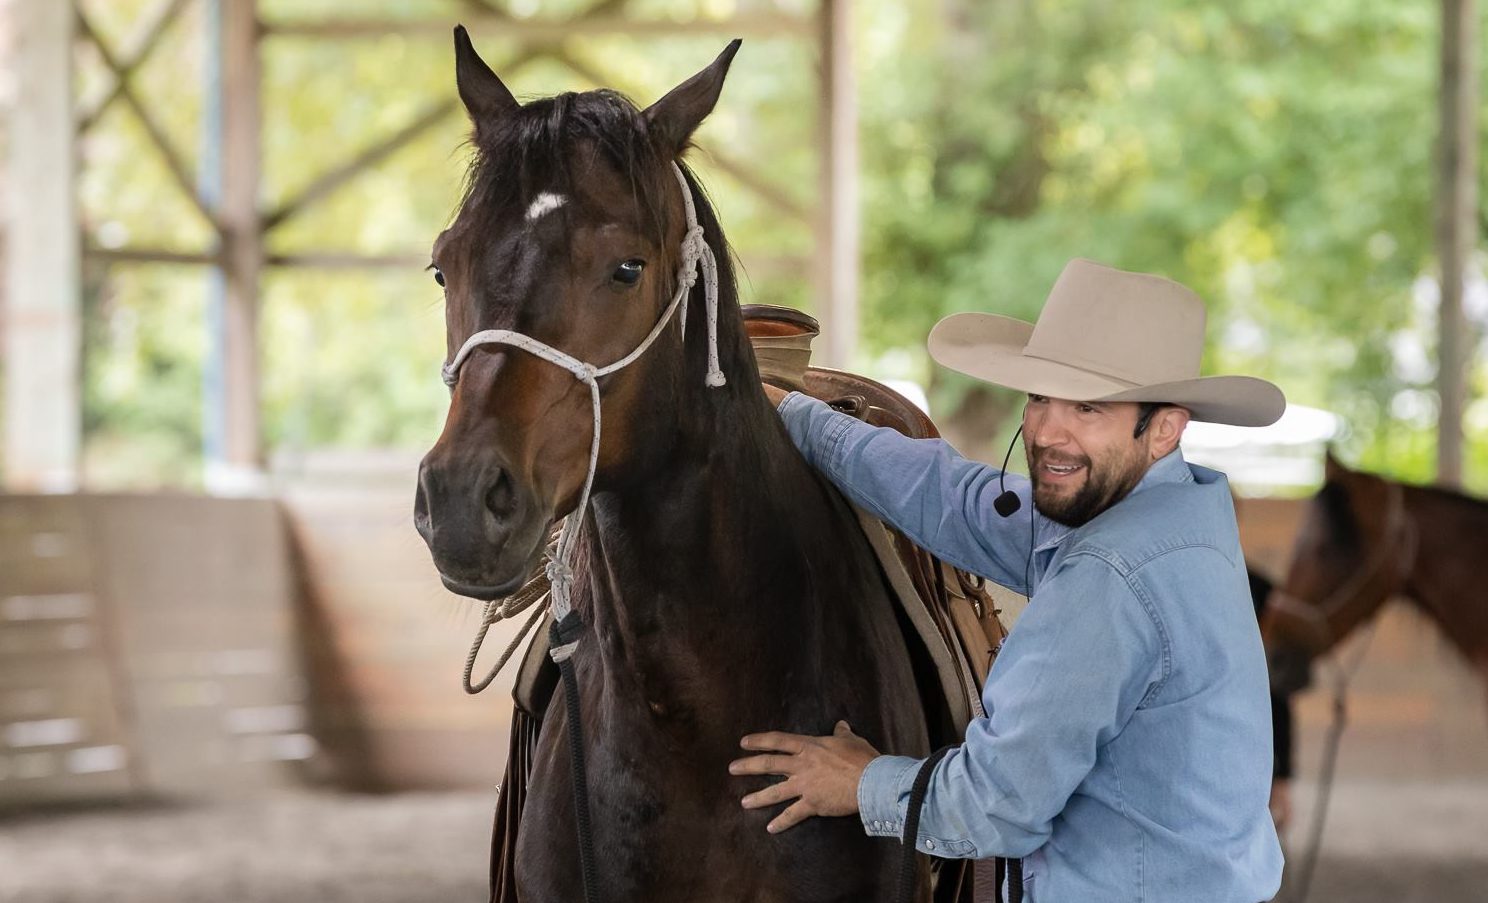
[730,259,1286,901]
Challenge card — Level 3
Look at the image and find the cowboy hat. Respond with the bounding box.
[926,258,1286,427]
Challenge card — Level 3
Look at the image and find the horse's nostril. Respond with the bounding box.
[414,474,433,537]
[485,469,516,518]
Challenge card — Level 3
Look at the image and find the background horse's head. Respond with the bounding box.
[1262,451,1406,694]
[414,28,745,600]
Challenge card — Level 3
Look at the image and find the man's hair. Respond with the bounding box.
[1134,403,1166,439]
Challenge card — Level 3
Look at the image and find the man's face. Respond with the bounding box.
[1021,395,1171,527]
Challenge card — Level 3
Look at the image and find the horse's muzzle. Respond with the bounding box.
[415,453,546,597]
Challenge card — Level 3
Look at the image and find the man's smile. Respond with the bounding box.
[1034,452,1089,486]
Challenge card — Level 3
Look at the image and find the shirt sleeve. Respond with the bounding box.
[777,391,1036,594]
[857,553,1165,858]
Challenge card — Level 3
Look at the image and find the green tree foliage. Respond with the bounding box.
[67,0,1486,492]
[857,0,1485,487]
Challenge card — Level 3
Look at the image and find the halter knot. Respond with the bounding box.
[681,225,707,265]
[545,558,574,590]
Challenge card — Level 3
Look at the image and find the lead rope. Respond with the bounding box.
[443,163,725,903]
[896,746,953,903]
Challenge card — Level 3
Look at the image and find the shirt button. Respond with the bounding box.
[924,839,936,851]
[872,821,882,829]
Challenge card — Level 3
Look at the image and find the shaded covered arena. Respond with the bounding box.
[4,1,1488,902]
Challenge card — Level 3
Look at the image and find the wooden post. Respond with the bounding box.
[4,0,80,491]
[1435,0,1478,488]
[816,0,858,368]
[204,0,264,489]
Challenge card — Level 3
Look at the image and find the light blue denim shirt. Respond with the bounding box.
[779,392,1283,903]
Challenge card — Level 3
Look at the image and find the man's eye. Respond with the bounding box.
[613,259,645,286]
[1028,394,1047,404]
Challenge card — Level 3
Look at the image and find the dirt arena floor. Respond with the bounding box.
[2,781,1485,902]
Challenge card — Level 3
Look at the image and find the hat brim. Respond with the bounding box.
[927,312,1286,427]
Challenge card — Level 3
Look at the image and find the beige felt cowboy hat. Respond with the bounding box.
[927,258,1286,427]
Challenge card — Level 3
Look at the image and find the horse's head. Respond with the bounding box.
[1262,450,1399,694]
[415,27,743,599]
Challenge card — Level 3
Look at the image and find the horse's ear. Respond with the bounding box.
[454,25,517,139]
[644,39,742,157]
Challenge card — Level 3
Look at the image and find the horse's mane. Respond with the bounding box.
[1324,471,1488,548]
[1403,479,1488,515]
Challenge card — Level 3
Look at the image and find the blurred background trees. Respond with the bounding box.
[59,0,1488,490]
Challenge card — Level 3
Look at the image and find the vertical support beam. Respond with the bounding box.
[4,0,80,491]
[1435,0,1478,488]
[204,0,264,490]
[816,0,858,368]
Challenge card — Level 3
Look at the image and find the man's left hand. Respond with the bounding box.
[730,721,879,833]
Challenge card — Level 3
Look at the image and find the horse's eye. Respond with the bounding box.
[613,259,644,286]
[432,267,446,288]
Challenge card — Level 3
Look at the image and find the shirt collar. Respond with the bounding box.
[1032,447,1192,553]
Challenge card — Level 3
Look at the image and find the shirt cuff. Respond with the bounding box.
[777,389,806,415]
[857,754,920,838]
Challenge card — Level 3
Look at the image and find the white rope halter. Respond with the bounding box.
[443,162,725,688]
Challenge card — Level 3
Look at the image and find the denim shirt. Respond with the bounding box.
[779,393,1283,903]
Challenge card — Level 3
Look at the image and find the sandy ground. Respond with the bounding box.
[1,781,1485,902]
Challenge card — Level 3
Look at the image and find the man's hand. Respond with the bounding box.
[762,383,789,408]
[730,721,879,833]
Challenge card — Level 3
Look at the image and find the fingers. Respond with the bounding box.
[832,720,853,737]
[740,777,800,811]
[739,731,808,754]
[767,800,816,834]
[730,754,796,777]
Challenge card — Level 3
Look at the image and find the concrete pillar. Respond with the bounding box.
[4,0,80,491]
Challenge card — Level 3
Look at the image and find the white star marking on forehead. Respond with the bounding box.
[525,192,567,221]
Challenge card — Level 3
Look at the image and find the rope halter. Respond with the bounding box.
[1266,480,1417,656]
[442,162,726,687]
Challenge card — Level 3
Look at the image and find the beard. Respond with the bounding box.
[1026,444,1148,528]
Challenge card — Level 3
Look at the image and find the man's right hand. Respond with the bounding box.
[762,384,789,409]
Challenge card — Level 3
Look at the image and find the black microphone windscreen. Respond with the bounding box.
[994,490,1021,518]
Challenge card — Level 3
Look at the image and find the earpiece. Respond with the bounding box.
[994,427,1023,518]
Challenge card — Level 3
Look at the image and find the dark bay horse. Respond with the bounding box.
[1262,451,1488,700]
[414,29,932,901]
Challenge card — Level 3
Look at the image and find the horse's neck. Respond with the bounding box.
[1401,486,1488,661]
[577,392,851,683]
[585,406,825,614]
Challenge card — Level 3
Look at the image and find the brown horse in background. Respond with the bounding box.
[1262,451,1488,701]
[414,30,938,902]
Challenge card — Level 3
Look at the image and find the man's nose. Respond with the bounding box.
[1025,406,1069,449]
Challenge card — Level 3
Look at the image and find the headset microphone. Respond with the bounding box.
[993,426,1024,518]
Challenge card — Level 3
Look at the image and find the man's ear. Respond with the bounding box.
[643,40,742,157]
[1148,406,1191,459]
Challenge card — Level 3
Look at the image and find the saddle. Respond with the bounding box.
[486,306,1014,903]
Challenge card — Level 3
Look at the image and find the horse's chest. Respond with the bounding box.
[515,715,890,902]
